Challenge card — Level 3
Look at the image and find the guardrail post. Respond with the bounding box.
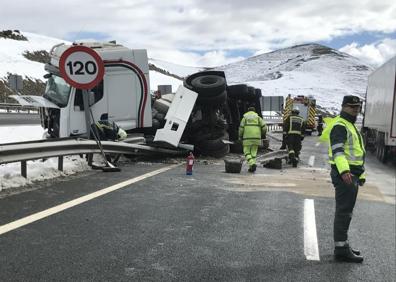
[21,161,27,178]
[87,153,93,166]
[58,156,63,171]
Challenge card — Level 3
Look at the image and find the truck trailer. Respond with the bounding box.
[362,56,396,163]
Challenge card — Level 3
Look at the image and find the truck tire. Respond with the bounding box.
[247,86,256,101]
[227,84,248,99]
[377,134,387,163]
[196,90,227,106]
[228,98,240,125]
[184,70,226,91]
[199,143,230,158]
[191,75,226,95]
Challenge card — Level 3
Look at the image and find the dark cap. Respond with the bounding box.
[342,95,361,106]
[248,106,256,111]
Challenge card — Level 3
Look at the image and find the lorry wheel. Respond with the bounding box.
[191,75,226,95]
[192,130,228,145]
[196,90,227,106]
[199,143,230,158]
[247,86,256,101]
[190,119,226,133]
[379,144,387,163]
[376,133,387,163]
[228,98,240,124]
[184,70,226,91]
[227,84,248,99]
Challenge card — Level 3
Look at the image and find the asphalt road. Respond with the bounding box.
[0,134,395,281]
[0,112,40,125]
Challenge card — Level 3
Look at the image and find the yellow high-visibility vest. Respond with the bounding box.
[324,116,365,174]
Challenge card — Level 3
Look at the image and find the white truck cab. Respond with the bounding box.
[14,42,153,138]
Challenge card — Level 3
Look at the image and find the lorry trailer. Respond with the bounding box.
[362,56,396,163]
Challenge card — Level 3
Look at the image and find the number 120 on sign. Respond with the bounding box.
[66,60,97,75]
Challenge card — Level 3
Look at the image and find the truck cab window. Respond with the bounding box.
[44,75,71,107]
[74,80,104,110]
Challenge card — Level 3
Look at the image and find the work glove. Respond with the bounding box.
[358,178,365,186]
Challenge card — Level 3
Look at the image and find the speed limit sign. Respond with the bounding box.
[59,45,105,90]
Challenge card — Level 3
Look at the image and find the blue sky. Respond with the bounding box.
[322,31,396,49]
[2,0,395,67]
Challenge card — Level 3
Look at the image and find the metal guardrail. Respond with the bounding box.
[257,150,288,163]
[0,137,186,178]
[0,103,38,114]
[266,122,283,131]
[263,116,283,131]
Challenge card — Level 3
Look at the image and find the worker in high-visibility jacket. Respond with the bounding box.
[320,95,365,263]
[239,107,267,172]
[283,107,306,167]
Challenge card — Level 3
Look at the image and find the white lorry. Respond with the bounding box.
[12,42,196,146]
[362,56,396,163]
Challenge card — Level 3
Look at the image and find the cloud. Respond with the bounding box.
[1,0,396,66]
[339,38,396,67]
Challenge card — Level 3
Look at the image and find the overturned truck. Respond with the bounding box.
[12,41,267,158]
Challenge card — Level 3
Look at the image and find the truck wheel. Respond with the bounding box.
[227,84,248,99]
[376,133,387,163]
[196,90,227,106]
[199,143,230,158]
[247,86,256,101]
[191,75,226,95]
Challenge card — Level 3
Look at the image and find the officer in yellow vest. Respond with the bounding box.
[239,107,267,172]
[322,95,365,263]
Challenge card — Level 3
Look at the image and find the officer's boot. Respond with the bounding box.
[292,158,298,168]
[351,248,361,255]
[348,245,361,255]
[288,152,295,165]
[251,164,256,172]
[334,246,363,263]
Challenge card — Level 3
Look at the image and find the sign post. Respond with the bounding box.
[59,45,105,138]
[58,45,120,172]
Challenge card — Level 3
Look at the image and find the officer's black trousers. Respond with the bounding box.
[287,134,302,159]
[331,168,359,242]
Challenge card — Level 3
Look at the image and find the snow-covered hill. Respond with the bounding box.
[0,31,373,112]
[215,44,373,112]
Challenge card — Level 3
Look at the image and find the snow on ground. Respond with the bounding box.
[0,125,90,191]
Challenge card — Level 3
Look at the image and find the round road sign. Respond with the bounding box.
[59,45,105,90]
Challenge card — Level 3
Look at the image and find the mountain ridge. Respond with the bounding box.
[0,30,372,112]
[214,43,373,112]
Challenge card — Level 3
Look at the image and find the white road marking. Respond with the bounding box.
[315,142,320,147]
[308,155,315,167]
[0,164,179,236]
[304,199,320,261]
